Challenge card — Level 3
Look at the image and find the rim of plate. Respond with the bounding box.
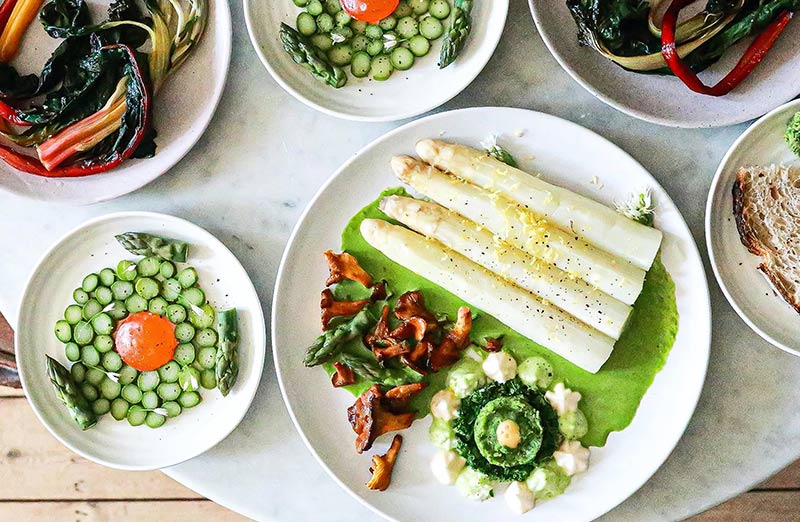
[0,1,233,205]
[272,106,711,521]
[706,98,800,357]
[16,211,266,470]
[243,0,508,122]
[527,1,798,129]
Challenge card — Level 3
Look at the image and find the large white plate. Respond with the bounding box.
[706,99,800,357]
[16,212,266,470]
[244,0,508,122]
[273,107,711,521]
[0,0,232,204]
[529,1,800,128]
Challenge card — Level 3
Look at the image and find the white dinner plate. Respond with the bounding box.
[244,0,508,122]
[529,1,800,128]
[16,212,266,470]
[273,107,711,521]
[706,99,800,357]
[0,0,232,204]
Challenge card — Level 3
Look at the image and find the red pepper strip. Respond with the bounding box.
[0,99,31,126]
[661,2,793,96]
[0,0,29,127]
[0,43,151,177]
[0,0,19,35]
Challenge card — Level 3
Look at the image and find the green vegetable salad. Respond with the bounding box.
[49,233,239,431]
[428,349,589,514]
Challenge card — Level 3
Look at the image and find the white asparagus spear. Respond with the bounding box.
[360,219,616,373]
[391,156,645,305]
[380,195,632,340]
[415,139,663,271]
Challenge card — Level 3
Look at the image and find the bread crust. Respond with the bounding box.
[732,166,800,314]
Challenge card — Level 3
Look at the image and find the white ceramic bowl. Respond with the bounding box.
[707,99,800,356]
[530,0,800,128]
[0,1,232,204]
[16,212,266,470]
[273,107,711,522]
[244,0,508,121]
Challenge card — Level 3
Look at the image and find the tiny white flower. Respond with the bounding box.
[152,408,169,416]
[615,189,655,226]
[331,32,345,44]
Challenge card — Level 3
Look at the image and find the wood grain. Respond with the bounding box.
[1,382,798,521]
[687,491,800,522]
[757,460,800,490]
[0,397,201,500]
[0,500,248,521]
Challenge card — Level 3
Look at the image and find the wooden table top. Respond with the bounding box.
[0,382,797,521]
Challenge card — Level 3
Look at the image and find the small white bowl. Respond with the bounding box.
[243,0,508,122]
[706,99,800,356]
[16,212,266,470]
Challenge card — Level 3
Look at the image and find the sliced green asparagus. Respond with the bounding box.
[304,309,374,367]
[115,232,189,262]
[439,0,472,69]
[280,23,347,88]
[482,136,518,167]
[46,355,98,430]
[215,309,239,396]
[340,352,421,387]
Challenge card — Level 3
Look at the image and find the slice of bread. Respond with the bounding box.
[733,164,800,313]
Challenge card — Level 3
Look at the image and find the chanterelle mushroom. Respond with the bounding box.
[324,250,373,288]
[347,385,416,453]
[366,434,403,491]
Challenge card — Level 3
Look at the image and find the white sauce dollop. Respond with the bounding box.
[504,481,535,514]
[430,450,466,485]
[553,440,590,476]
[430,390,460,421]
[482,352,517,383]
[545,382,581,416]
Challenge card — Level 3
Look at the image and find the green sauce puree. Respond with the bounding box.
[331,188,679,448]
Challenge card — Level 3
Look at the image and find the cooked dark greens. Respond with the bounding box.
[567,0,799,74]
[452,379,561,482]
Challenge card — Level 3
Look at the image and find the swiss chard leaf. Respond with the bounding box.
[39,0,92,38]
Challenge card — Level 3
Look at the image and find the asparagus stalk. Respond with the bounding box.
[340,352,419,387]
[280,23,347,88]
[115,232,189,262]
[215,309,239,396]
[379,195,632,340]
[415,139,663,270]
[391,155,646,305]
[304,309,374,367]
[46,355,97,430]
[439,0,473,69]
[360,219,616,374]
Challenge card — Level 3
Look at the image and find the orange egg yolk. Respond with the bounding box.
[340,0,399,23]
[114,311,178,371]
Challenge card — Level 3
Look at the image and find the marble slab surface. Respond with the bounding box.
[0,1,798,520]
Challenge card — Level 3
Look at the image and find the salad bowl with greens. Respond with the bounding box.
[16,211,265,470]
[273,107,711,521]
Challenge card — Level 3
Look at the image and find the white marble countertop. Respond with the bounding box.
[1,1,799,520]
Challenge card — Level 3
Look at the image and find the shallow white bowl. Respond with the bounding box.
[706,99,800,356]
[530,1,800,128]
[0,0,232,204]
[273,107,711,521]
[16,212,266,470]
[244,0,508,121]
